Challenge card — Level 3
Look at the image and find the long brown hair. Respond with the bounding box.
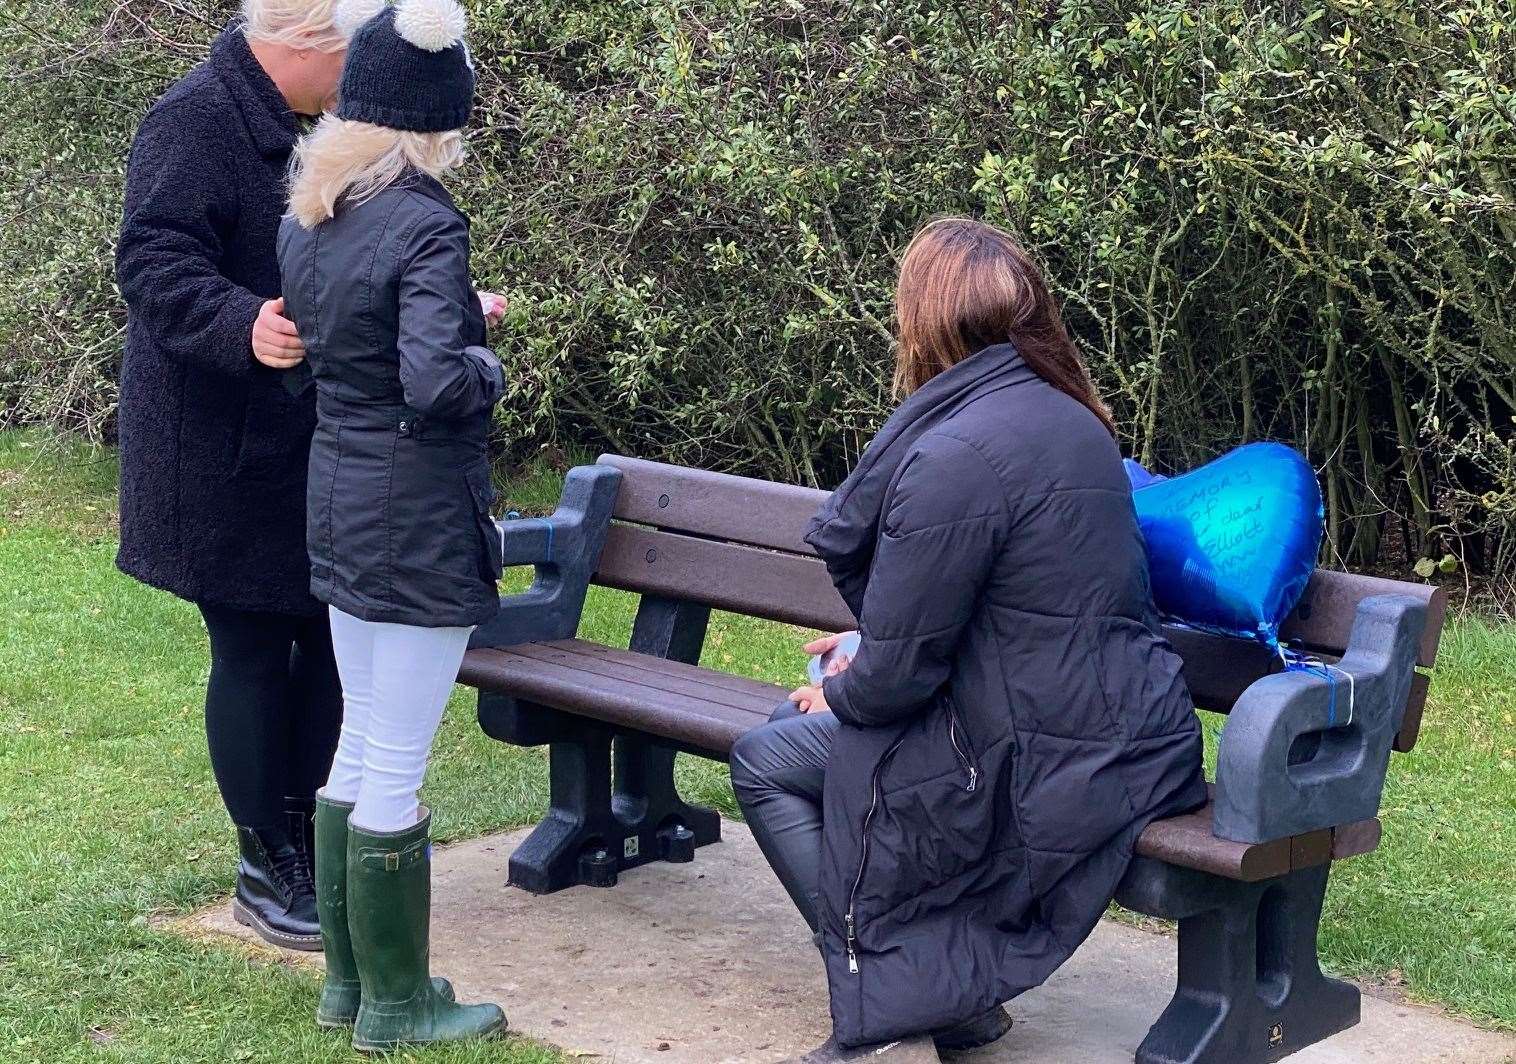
[893,217,1115,435]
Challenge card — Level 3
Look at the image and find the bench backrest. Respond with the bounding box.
[591,455,1447,750]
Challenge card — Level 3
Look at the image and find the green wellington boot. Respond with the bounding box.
[347,809,506,1052]
[312,794,455,1029]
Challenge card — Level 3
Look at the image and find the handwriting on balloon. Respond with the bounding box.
[1126,442,1322,648]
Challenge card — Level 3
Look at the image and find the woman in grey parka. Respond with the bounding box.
[275,0,508,1050]
[731,219,1209,1062]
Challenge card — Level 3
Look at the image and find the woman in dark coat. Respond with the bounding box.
[115,1,356,951]
[276,0,507,1050]
[730,218,1209,1062]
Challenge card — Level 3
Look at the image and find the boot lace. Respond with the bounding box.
[269,847,313,904]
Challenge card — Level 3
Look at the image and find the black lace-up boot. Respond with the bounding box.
[231,825,321,951]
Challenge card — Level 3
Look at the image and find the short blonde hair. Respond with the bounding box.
[242,0,349,53]
[287,116,465,228]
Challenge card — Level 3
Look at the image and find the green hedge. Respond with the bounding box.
[3,0,1513,585]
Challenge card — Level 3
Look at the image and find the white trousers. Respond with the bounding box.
[325,607,474,833]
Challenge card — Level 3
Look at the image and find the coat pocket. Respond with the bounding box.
[464,461,504,584]
[856,717,991,928]
[945,696,980,793]
[857,768,990,936]
[231,380,314,484]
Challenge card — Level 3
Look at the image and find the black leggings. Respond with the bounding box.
[729,702,838,933]
[198,603,343,831]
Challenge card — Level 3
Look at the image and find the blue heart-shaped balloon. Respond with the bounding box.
[1126,443,1324,647]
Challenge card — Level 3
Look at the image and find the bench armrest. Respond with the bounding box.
[1212,594,1427,844]
[468,463,623,650]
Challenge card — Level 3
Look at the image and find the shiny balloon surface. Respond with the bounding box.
[1125,443,1323,647]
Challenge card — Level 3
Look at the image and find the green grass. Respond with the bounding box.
[0,429,1511,1064]
[1319,616,1516,1014]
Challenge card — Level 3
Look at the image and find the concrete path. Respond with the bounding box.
[186,823,1514,1064]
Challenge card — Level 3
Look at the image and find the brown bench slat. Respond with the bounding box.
[1282,571,1446,666]
[594,523,1432,729]
[593,525,1438,737]
[1394,672,1431,752]
[1330,818,1383,861]
[1163,627,1282,713]
[1134,795,1378,881]
[1290,829,1335,869]
[1136,800,1292,880]
[599,454,825,556]
[508,640,788,715]
[596,523,857,633]
[459,645,780,756]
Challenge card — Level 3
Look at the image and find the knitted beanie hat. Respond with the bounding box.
[333,0,475,133]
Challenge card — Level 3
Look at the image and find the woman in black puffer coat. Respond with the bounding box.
[730,218,1209,1063]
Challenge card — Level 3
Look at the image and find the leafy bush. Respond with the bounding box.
[3,0,1513,592]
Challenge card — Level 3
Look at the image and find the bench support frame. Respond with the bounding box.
[478,595,721,894]
[1117,857,1357,1064]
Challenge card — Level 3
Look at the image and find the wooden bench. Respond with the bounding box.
[458,455,1447,1064]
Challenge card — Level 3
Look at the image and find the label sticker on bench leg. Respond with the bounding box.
[624,836,640,860]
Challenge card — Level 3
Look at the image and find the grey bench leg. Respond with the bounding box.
[1118,860,1358,1064]
[476,589,723,894]
[607,595,722,870]
[613,736,721,864]
[477,692,618,893]
[478,694,721,894]
[492,732,720,892]
[509,722,617,894]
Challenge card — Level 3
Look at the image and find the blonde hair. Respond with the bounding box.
[242,0,350,53]
[287,116,466,228]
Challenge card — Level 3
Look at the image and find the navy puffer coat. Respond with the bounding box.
[277,174,504,628]
[807,342,1208,1047]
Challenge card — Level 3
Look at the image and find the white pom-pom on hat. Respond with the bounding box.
[394,0,467,52]
[332,0,387,39]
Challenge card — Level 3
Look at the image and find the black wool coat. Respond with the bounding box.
[115,24,319,615]
[807,343,1208,1047]
[277,174,505,629]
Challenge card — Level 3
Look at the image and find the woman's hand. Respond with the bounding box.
[789,684,832,714]
[478,291,507,327]
[805,631,858,677]
[252,298,305,368]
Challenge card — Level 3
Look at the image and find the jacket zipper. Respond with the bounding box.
[947,703,979,792]
[845,736,905,975]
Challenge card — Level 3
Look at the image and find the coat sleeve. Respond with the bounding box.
[394,210,504,420]
[115,103,265,380]
[822,434,1005,728]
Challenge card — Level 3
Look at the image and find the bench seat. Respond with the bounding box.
[460,639,783,755]
[460,638,1382,884]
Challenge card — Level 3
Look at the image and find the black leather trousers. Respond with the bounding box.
[729,701,839,932]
